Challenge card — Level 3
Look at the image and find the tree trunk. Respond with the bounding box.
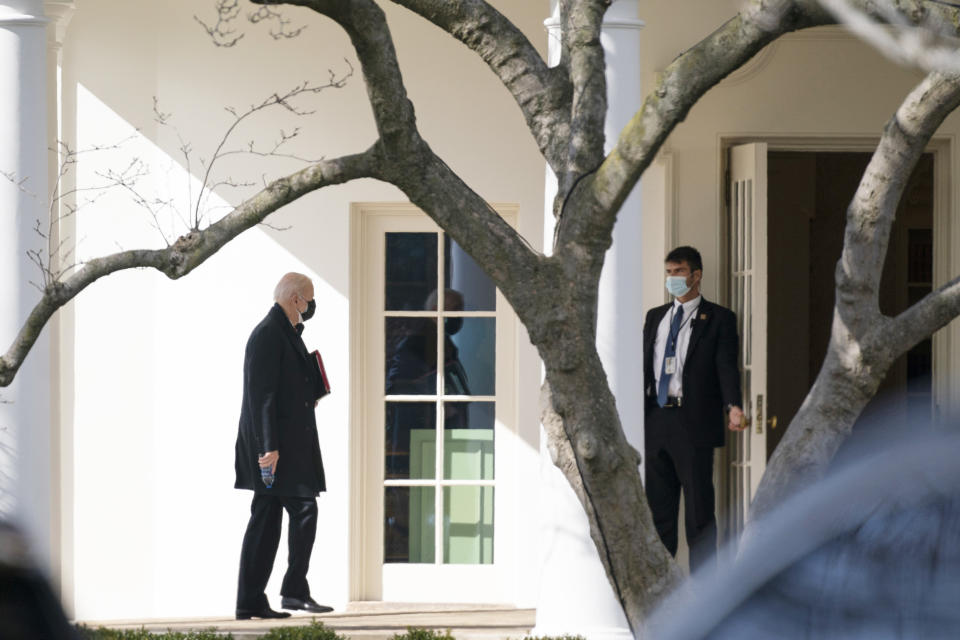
[750,71,960,525]
[540,339,682,634]
[749,323,889,523]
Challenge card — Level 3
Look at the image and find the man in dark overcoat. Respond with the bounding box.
[643,246,745,572]
[234,272,331,619]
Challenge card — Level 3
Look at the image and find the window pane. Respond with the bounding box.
[443,402,494,480]
[444,318,495,396]
[444,236,495,311]
[386,232,438,311]
[385,402,436,480]
[443,486,494,565]
[386,317,437,395]
[384,486,435,564]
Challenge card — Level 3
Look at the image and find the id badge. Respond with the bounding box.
[664,356,677,375]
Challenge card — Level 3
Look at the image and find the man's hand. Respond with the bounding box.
[727,406,746,431]
[259,450,279,474]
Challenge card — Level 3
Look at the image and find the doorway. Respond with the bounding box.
[349,204,519,603]
[721,142,942,541]
[766,151,934,455]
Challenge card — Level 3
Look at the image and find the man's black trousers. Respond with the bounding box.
[237,493,318,611]
[645,406,718,573]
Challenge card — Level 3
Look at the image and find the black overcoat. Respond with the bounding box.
[234,303,326,496]
[643,297,742,448]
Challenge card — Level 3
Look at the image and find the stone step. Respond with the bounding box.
[78,606,537,640]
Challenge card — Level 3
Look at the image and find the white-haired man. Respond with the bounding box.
[234,272,331,618]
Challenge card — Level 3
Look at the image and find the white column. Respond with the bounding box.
[596,0,646,459]
[45,0,75,606]
[535,2,642,639]
[0,0,52,573]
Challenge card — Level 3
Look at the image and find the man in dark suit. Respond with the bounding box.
[643,246,745,572]
[234,272,331,619]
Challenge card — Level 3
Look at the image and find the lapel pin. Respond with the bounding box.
[700,313,707,320]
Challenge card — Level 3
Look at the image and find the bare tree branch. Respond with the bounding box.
[97,160,177,247]
[268,0,544,306]
[1,171,36,197]
[292,0,420,144]
[198,0,311,45]
[820,0,960,73]
[0,149,378,388]
[258,219,293,232]
[248,3,307,39]
[218,127,326,164]
[49,134,141,217]
[559,0,833,253]
[837,73,960,322]
[195,0,246,47]
[387,0,572,173]
[561,0,607,178]
[887,275,960,352]
[749,70,960,523]
[33,137,151,284]
[152,68,353,231]
[392,150,545,316]
[154,97,198,226]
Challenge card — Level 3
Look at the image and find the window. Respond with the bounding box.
[350,204,518,602]
[383,232,496,565]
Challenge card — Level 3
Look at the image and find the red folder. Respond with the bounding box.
[311,350,331,398]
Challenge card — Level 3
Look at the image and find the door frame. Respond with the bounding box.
[716,135,953,520]
[348,202,520,602]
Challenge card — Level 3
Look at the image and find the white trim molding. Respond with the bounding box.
[44,1,75,48]
[721,25,867,87]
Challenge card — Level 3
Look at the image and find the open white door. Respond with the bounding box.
[726,143,768,537]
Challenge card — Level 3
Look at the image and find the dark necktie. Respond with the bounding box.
[658,306,684,407]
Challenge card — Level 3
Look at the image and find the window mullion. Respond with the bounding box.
[435,230,445,565]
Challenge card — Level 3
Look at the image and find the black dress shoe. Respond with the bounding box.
[235,606,292,620]
[280,596,333,614]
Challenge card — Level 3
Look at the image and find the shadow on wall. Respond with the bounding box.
[649,418,960,639]
[71,78,354,299]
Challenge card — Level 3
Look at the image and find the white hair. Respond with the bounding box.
[273,272,312,303]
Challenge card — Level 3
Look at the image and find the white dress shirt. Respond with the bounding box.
[653,295,702,398]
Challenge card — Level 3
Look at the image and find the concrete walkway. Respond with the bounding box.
[78,604,537,640]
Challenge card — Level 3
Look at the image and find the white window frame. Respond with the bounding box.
[348,203,519,603]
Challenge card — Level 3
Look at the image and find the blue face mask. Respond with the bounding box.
[665,275,691,298]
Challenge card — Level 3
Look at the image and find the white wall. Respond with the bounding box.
[62,0,548,620]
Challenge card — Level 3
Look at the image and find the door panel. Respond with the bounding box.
[727,143,768,537]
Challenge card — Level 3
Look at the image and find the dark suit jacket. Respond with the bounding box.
[643,297,742,448]
[234,303,326,496]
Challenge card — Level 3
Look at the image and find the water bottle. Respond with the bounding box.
[260,464,274,488]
